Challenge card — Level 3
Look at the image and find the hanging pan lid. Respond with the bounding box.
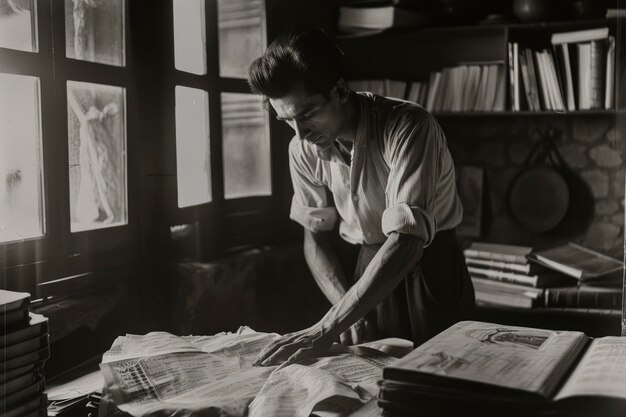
[507,165,570,233]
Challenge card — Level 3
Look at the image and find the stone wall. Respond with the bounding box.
[441,115,624,258]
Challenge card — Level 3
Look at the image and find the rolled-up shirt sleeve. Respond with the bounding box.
[382,112,446,246]
[288,137,338,232]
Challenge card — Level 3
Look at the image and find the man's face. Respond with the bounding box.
[269,82,345,148]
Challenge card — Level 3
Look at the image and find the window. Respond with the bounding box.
[0,73,45,243]
[64,0,125,66]
[221,93,270,199]
[173,0,206,75]
[217,0,266,78]
[175,86,212,208]
[0,0,132,295]
[67,81,128,232]
[0,0,38,52]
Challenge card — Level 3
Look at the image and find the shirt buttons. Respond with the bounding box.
[352,195,359,202]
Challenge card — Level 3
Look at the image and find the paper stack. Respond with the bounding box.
[1,290,50,417]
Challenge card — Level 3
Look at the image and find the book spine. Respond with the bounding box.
[474,290,536,309]
[463,249,527,264]
[577,43,591,110]
[465,258,532,274]
[605,36,615,109]
[543,288,622,308]
[589,39,606,109]
[468,266,538,287]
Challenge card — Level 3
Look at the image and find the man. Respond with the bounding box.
[249,28,474,366]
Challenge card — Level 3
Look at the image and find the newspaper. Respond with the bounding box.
[99,327,405,417]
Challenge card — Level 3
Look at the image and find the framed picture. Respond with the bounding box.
[457,166,484,238]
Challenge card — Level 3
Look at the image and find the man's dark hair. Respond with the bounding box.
[248,28,346,101]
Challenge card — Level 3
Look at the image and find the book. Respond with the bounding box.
[555,43,576,110]
[0,334,49,361]
[4,394,47,417]
[0,371,40,398]
[544,49,565,111]
[1,313,48,347]
[577,42,591,109]
[463,242,532,264]
[0,290,30,313]
[589,39,607,109]
[605,36,615,109]
[0,347,50,372]
[0,377,45,410]
[467,265,576,288]
[528,242,623,281]
[471,277,543,308]
[338,5,429,31]
[513,42,520,111]
[534,50,552,110]
[465,257,549,275]
[551,27,609,45]
[518,48,537,111]
[543,285,622,309]
[0,362,41,384]
[380,320,626,417]
[0,308,30,330]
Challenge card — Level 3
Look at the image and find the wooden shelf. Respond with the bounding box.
[433,109,623,118]
[336,17,624,41]
[477,302,621,317]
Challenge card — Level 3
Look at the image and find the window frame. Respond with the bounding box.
[169,0,280,256]
[0,0,138,296]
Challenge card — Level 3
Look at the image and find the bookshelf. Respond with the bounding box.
[337,18,625,332]
[337,17,625,114]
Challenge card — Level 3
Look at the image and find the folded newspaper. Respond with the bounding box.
[98,327,412,417]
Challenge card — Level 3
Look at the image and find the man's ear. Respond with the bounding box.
[333,79,350,103]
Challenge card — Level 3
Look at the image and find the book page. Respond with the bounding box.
[388,321,588,398]
[555,337,626,401]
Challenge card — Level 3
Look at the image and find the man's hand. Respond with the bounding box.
[253,324,337,366]
[339,317,373,346]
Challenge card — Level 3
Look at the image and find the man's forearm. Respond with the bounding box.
[303,229,350,305]
[319,232,424,336]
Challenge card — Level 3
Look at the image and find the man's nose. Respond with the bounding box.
[293,120,310,140]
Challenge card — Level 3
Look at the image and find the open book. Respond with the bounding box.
[528,242,623,281]
[380,320,626,416]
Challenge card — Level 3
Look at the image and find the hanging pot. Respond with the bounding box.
[507,135,570,233]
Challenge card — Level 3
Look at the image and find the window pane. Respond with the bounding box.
[217,0,265,79]
[222,93,270,199]
[0,74,44,243]
[67,81,127,232]
[173,0,206,75]
[65,0,125,66]
[0,0,38,52]
[175,86,211,208]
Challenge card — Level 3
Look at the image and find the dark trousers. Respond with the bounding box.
[340,229,475,346]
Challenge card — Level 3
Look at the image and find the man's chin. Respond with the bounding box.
[310,136,333,148]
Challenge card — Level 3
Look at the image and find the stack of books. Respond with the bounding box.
[464,242,576,309]
[379,320,626,417]
[349,62,507,113]
[509,27,615,112]
[529,242,623,310]
[348,79,407,99]
[422,63,506,112]
[1,290,50,417]
[338,3,431,36]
